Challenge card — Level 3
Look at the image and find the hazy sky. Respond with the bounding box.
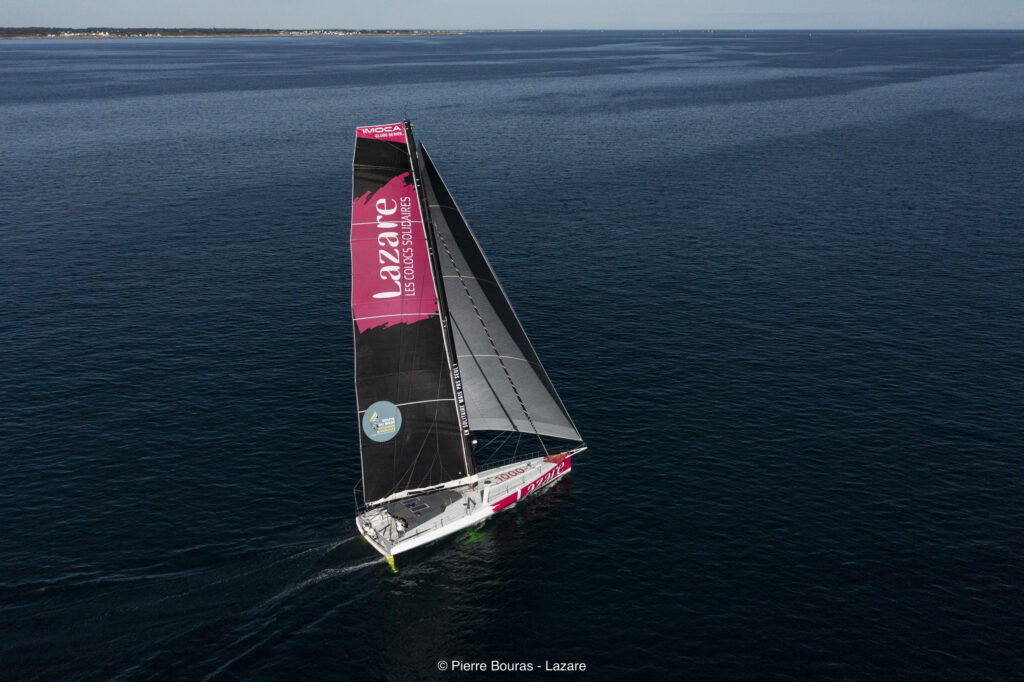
[3,0,1023,30]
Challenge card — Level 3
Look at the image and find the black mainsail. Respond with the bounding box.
[351,123,474,506]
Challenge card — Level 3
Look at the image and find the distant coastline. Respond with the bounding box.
[0,27,465,40]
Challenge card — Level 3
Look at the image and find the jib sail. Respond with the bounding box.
[417,144,582,443]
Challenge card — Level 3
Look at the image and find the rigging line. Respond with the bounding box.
[384,269,412,501]
[386,346,448,501]
[434,228,548,454]
[410,131,472,473]
[382,261,445,497]
[475,429,514,466]
[451,315,516,429]
[488,429,517,464]
[493,429,514,453]
[479,428,512,452]
[383,148,454,500]
[356,397,453,414]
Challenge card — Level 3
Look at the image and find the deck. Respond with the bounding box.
[355,454,567,557]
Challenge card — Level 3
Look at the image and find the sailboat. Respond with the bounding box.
[350,121,586,568]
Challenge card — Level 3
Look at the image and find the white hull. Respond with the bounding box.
[355,449,582,560]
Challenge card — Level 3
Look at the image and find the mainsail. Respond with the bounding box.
[417,145,582,443]
[351,123,474,506]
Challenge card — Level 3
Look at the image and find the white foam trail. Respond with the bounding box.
[255,558,384,611]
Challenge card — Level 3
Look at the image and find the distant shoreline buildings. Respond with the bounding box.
[0,28,465,40]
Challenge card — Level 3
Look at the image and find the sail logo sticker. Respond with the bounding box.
[363,401,402,442]
[357,124,406,141]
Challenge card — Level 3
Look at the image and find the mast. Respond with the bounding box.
[404,121,476,478]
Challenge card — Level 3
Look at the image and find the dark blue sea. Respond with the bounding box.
[2,31,1023,680]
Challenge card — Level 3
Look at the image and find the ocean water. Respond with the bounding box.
[1,31,1023,680]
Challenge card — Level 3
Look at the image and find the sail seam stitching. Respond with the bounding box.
[357,398,455,414]
[354,312,440,321]
[456,354,535,363]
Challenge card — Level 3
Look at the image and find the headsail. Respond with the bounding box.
[351,123,474,506]
[417,145,582,443]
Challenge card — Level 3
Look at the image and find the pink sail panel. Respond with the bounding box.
[351,172,438,332]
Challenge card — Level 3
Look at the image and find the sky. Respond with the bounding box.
[2,0,1023,30]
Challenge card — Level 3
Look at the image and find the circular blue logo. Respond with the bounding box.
[362,400,402,442]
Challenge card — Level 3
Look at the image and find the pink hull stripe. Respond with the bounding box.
[490,491,518,514]
[490,458,572,513]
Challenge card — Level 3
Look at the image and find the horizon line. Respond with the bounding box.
[4,26,1024,32]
